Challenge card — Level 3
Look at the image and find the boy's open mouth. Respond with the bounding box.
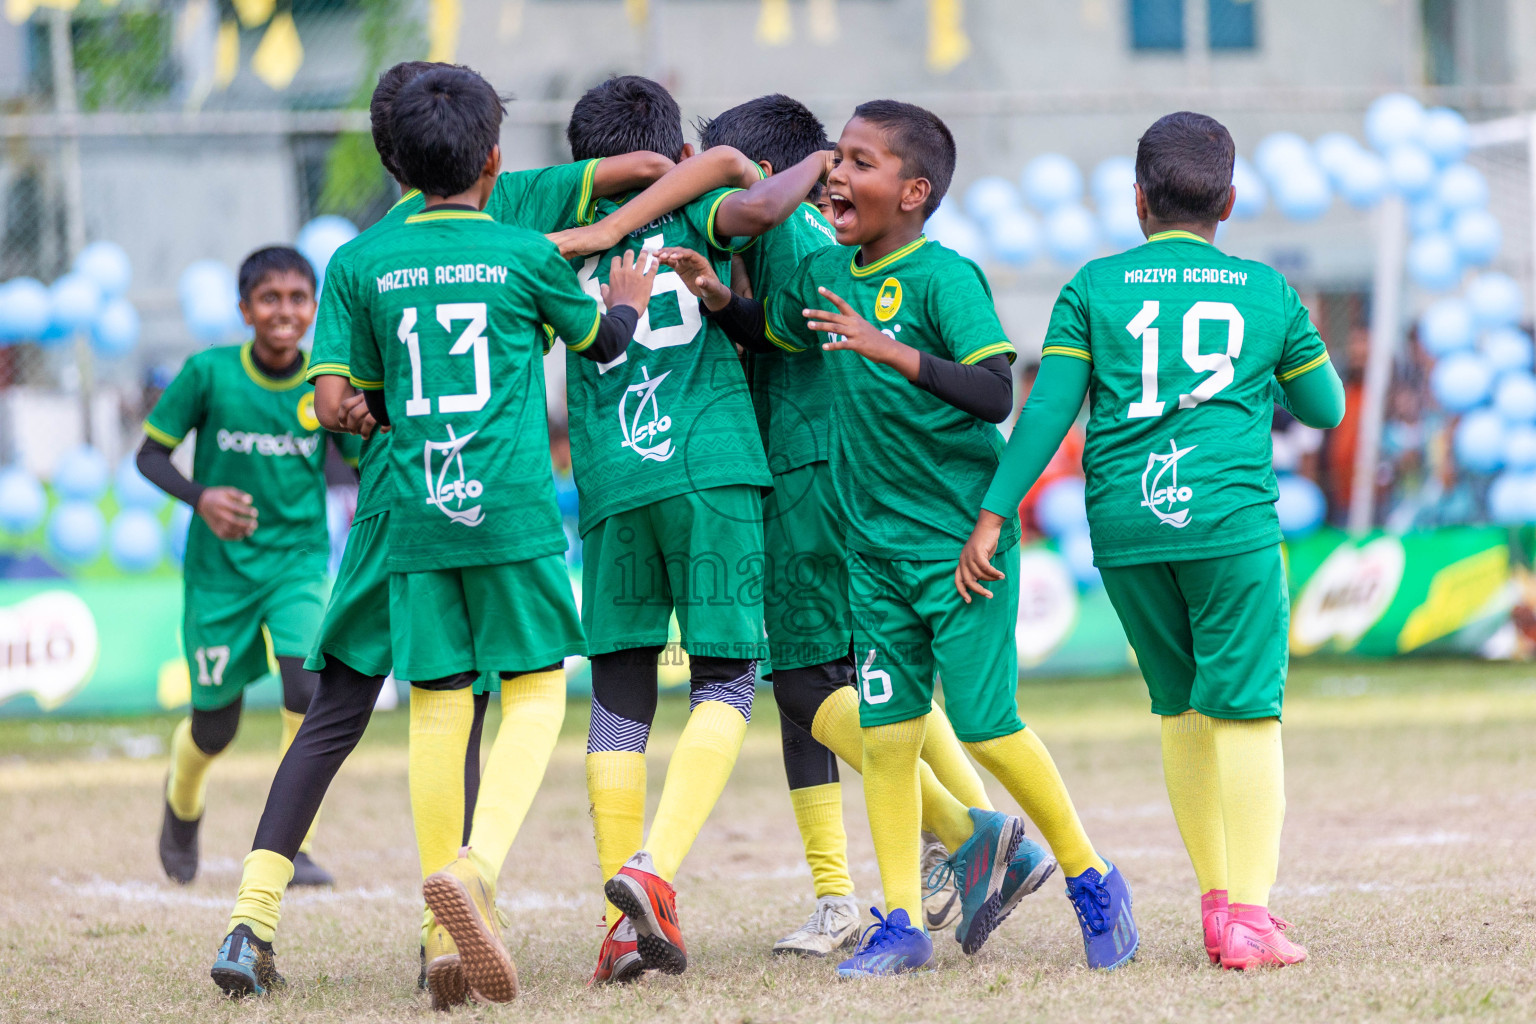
[828,192,855,228]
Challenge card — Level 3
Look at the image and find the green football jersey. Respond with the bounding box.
[740,202,839,475]
[765,236,1022,560]
[1041,229,1330,566]
[348,208,603,573]
[144,343,334,588]
[556,188,771,534]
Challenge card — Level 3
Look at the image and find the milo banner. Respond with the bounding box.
[0,525,1519,716]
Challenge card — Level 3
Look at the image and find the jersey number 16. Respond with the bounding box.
[1125,300,1244,420]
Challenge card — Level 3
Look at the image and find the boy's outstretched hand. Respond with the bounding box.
[656,247,733,311]
[546,224,616,260]
[955,510,1008,603]
[600,249,660,314]
[808,287,920,380]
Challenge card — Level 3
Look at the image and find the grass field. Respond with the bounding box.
[2,660,1535,1023]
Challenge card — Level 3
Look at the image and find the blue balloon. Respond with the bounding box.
[74,241,132,300]
[1058,528,1100,589]
[1435,164,1489,212]
[1409,200,1450,235]
[1467,273,1523,330]
[1275,474,1327,537]
[0,278,51,341]
[114,455,166,510]
[1099,200,1145,251]
[0,467,46,533]
[1419,299,1475,356]
[1451,209,1501,267]
[49,273,102,334]
[1421,107,1470,165]
[46,501,105,566]
[1488,471,1536,523]
[178,260,243,346]
[964,176,1021,222]
[1454,408,1506,472]
[1431,351,1494,411]
[1483,327,1534,373]
[1090,156,1136,207]
[1273,166,1332,221]
[53,445,109,501]
[1314,132,1365,181]
[1407,233,1461,291]
[1365,93,1426,152]
[295,215,357,286]
[1043,205,1098,265]
[1386,145,1437,198]
[108,508,163,573]
[1254,132,1314,182]
[1231,157,1267,219]
[986,209,1041,266]
[926,207,988,264]
[1494,371,1536,423]
[1036,477,1088,537]
[1504,425,1536,470]
[168,501,192,565]
[91,298,140,357]
[1020,154,1084,212]
[1337,151,1389,209]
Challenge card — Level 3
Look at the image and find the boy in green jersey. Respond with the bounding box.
[211,61,679,1007]
[960,112,1345,971]
[137,245,354,892]
[663,100,1131,976]
[346,66,653,1004]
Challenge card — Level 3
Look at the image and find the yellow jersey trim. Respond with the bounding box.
[389,188,422,211]
[1147,229,1211,245]
[305,361,351,382]
[1276,352,1331,383]
[576,159,601,226]
[850,236,927,278]
[142,421,183,447]
[1042,345,1093,363]
[405,210,493,223]
[565,310,604,353]
[240,342,309,391]
[763,319,807,353]
[349,376,384,390]
[959,342,1017,366]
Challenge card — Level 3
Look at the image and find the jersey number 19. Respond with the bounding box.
[1125,300,1244,420]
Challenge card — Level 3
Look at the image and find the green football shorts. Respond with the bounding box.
[305,510,391,678]
[388,554,586,682]
[763,461,852,671]
[848,543,1024,742]
[581,485,767,660]
[184,574,328,711]
[1099,542,1289,721]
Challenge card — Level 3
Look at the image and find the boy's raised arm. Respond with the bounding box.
[591,151,677,198]
[708,148,834,241]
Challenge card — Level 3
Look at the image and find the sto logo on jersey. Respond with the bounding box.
[619,366,674,462]
[1140,438,1196,528]
[875,277,903,322]
[423,426,485,526]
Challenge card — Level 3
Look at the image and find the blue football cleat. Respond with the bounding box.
[926,808,1024,954]
[1065,860,1138,970]
[210,924,286,998]
[993,835,1057,928]
[835,908,933,977]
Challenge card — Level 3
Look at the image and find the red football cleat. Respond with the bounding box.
[603,851,687,975]
[1201,889,1229,965]
[589,915,644,986]
[1221,903,1307,970]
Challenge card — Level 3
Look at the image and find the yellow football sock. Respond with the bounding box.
[966,727,1107,877]
[644,700,747,881]
[922,701,992,811]
[790,782,854,898]
[1212,716,1285,908]
[809,686,972,851]
[1161,710,1227,893]
[409,686,473,880]
[277,708,321,855]
[588,750,645,923]
[862,717,926,921]
[228,849,294,944]
[467,671,566,882]
[166,717,218,821]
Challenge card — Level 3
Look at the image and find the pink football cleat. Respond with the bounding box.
[1201,889,1229,965]
[1220,903,1307,970]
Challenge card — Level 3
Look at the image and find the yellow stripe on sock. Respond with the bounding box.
[166,716,218,821]
[466,670,566,883]
[644,700,748,882]
[1211,716,1285,908]
[228,849,294,944]
[790,783,853,899]
[965,727,1107,877]
[1161,711,1227,893]
[862,717,927,921]
[410,687,473,880]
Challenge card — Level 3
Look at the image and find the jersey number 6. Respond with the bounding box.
[1125,300,1245,420]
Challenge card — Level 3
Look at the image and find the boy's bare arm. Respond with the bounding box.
[590,151,676,198]
[710,149,833,239]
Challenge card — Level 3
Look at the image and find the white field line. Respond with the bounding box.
[49,875,594,913]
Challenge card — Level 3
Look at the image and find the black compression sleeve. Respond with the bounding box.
[136,437,205,509]
[702,293,773,353]
[577,304,640,363]
[913,352,1014,423]
[362,389,390,428]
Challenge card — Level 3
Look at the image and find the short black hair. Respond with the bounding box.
[238,246,315,303]
[389,67,505,198]
[370,61,438,180]
[696,94,830,176]
[567,76,685,161]
[850,100,955,217]
[1135,112,1235,224]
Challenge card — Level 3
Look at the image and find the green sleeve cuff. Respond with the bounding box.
[979,354,1091,517]
[1277,357,1345,429]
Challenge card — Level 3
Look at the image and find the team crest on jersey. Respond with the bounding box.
[619,366,674,462]
[423,426,485,527]
[1140,438,1196,528]
[875,277,903,322]
[296,393,319,431]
